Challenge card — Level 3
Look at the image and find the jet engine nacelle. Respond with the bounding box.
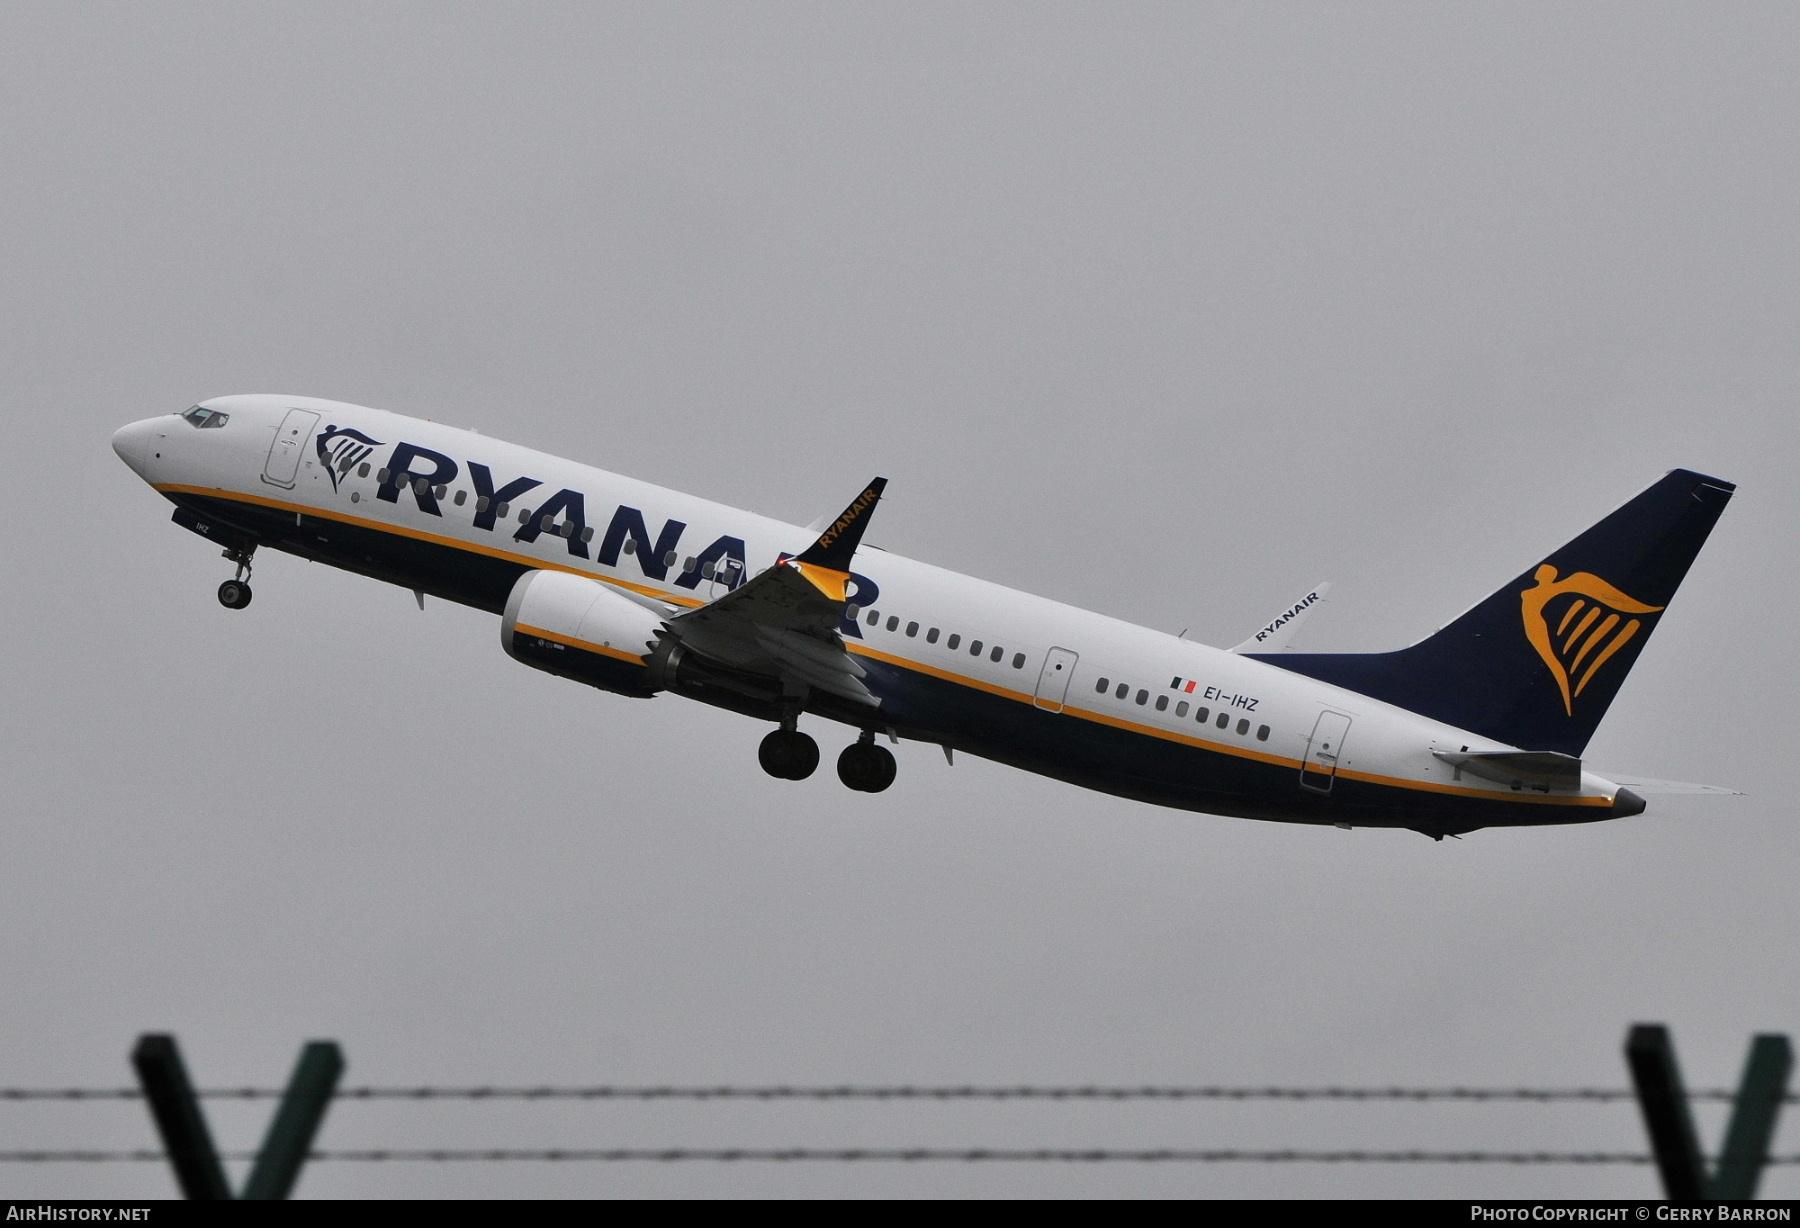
[501,569,668,698]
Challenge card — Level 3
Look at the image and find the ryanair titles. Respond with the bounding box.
[1251,589,1326,646]
[328,433,879,636]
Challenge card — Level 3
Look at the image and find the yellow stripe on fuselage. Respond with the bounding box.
[170,484,1606,810]
[848,643,1608,808]
[155,483,706,609]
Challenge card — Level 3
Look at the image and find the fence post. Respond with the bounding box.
[1625,1024,1708,1201]
[241,1041,345,1200]
[130,1034,231,1200]
[1711,1034,1793,1201]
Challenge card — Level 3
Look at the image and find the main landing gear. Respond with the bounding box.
[837,731,896,794]
[759,727,820,780]
[757,722,897,793]
[217,544,255,610]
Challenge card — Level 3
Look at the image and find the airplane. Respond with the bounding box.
[111,395,1738,839]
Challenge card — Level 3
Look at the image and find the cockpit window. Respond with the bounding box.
[182,406,229,429]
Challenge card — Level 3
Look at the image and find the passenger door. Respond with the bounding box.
[706,556,743,601]
[263,409,320,489]
[1300,710,1353,793]
[1033,647,1080,712]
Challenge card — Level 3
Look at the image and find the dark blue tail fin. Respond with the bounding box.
[1251,470,1734,756]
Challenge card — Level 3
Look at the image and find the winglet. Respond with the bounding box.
[1230,582,1331,653]
[796,478,886,570]
[786,478,885,601]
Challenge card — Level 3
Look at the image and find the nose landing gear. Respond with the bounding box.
[217,544,255,610]
[837,731,896,793]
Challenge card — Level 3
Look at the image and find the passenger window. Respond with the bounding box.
[358,463,370,478]
[887,616,899,632]
[1195,707,1209,723]
[846,605,860,619]
[476,495,490,511]
[1135,689,1148,705]
[541,515,554,531]
[664,551,679,568]
[581,526,595,544]
[1236,718,1250,736]
[1012,653,1025,669]
[1096,678,1110,693]
[454,490,467,506]
[866,609,879,626]
[701,562,715,579]
[1155,695,1168,712]
[1216,712,1229,729]
[926,628,939,644]
[415,479,429,496]
[683,556,696,571]
[906,622,918,637]
[519,508,531,524]
[377,468,390,483]
[434,484,447,499]
[495,502,509,518]
[622,538,636,555]
[1256,724,1270,741]
[990,646,1003,663]
[970,640,983,656]
[1176,701,1189,717]
[1115,683,1128,700]
[947,634,960,650]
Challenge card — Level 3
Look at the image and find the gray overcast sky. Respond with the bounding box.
[0,0,1793,1199]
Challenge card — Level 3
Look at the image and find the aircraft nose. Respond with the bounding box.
[111,419,156,477]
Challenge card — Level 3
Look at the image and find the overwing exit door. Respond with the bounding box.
[1034,647,1079,712]
[1300,710,1353,793]
[263,409,320,489]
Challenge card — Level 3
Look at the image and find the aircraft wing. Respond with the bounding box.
[665,478,887,707]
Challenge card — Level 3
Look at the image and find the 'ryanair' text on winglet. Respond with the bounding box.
[787,478,886,602]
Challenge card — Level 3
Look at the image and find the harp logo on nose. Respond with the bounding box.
[1521,565,1664,716]
[315,425,383,493]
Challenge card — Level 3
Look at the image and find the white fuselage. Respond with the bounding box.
[111,394,1629,832]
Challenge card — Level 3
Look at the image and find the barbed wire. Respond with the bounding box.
[0,1085,1781,1102]
[4,1148,1798,1164]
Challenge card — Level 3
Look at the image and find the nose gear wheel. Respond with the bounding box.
[218,544,256,609]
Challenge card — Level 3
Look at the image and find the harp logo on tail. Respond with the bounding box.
[1521,565,1664,716]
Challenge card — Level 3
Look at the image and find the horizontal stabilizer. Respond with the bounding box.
[1432,749,1582,791]
[1597,774,1742,796]
[1231,582,1331,653]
